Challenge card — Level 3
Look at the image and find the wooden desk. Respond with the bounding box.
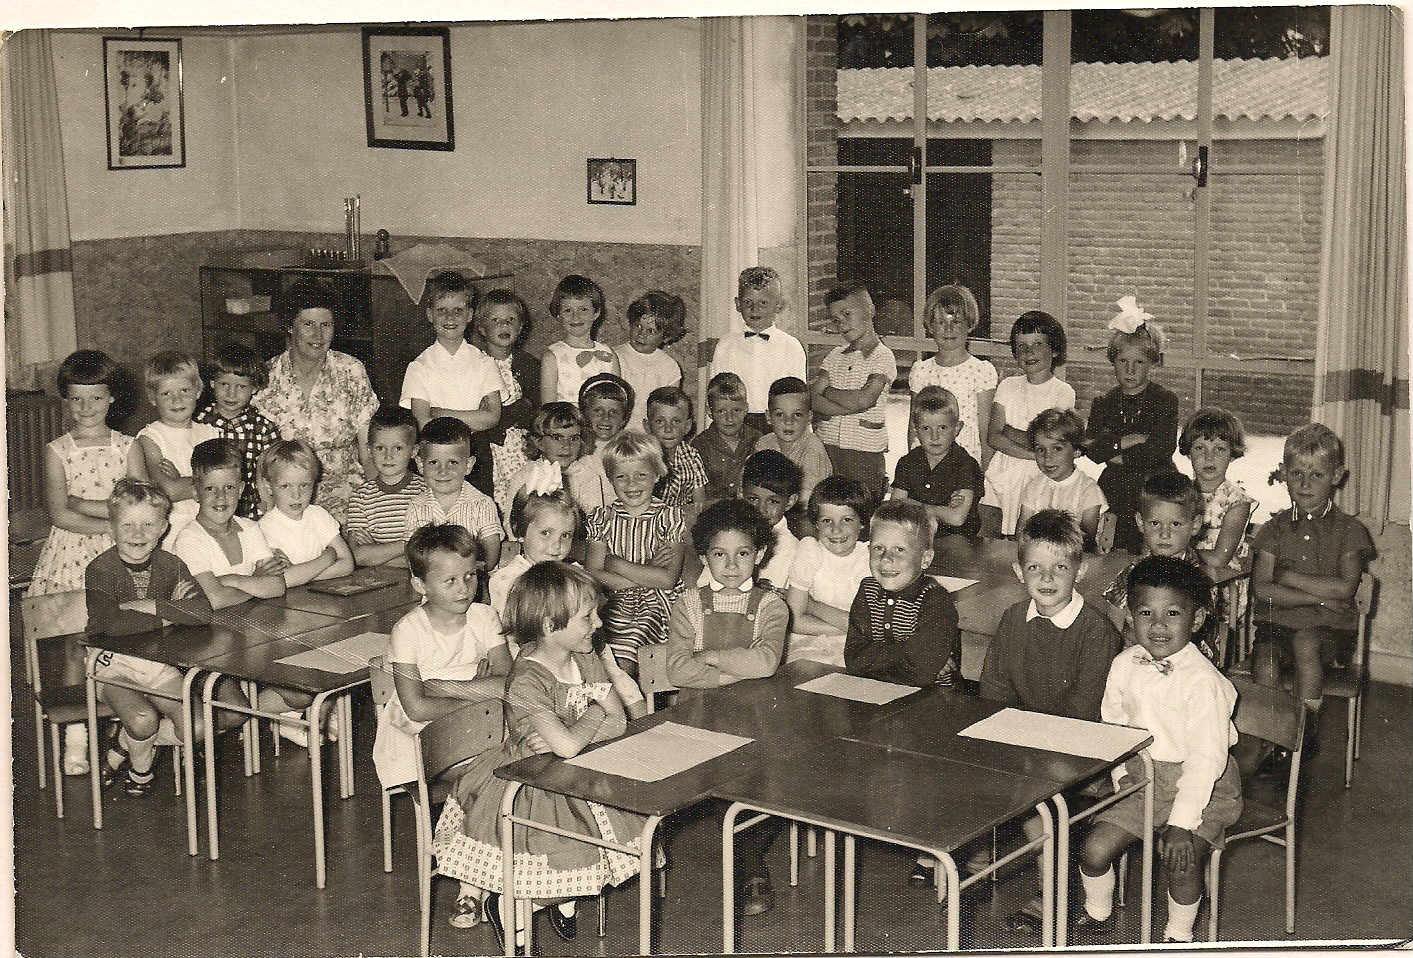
[266,568,418,619]
[493,661,924,956]
[718,738,1062,952]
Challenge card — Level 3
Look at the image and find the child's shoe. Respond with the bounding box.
[325,707,342,743]
[123,767,155,797]
[935,657,958,689]
[62,724,90,776]
[449,894,480,929]
[908,860,935,888]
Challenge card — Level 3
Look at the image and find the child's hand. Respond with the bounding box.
[523,730,551,755]
[698,651,720,667]
[347,528,375,547]
[1118,433,1149,450]
[155,458,182,481]
[119,598,159,615]
[1160,826,1196,872]
[254,556,286,577]
[270,549,293,571]
[172,579,199,600]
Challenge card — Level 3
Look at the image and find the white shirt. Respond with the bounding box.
[257,504,342,564]
[710,324,807,414]
[1021,469,1108,524]
[1102,642,1239,832]
[172,516,273,578]
[400,340,503,412]
[372,603,506,786]
[614,344,682,427]
[488,553,533,618]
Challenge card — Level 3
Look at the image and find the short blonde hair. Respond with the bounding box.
[870,499,937,549]
[108,477,173,520]
[257,438,322,484]
[601,429,666,482]
[143,350,201,396]
[1284,423,1346,470]
[922,284,980,337]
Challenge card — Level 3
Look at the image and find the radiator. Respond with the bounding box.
[7,391,64,514]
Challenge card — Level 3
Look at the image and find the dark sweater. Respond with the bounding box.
[845,575,959,687]
[85,547,213,637]
[979,597,1121,721]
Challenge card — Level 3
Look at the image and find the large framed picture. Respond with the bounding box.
[362,26,454,151]
[587,158,636,206]
[103,37,185,170]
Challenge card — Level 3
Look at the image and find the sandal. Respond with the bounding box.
[1002,907,1044,936]
[449,895,480,929]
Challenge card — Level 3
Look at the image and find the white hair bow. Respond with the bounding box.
[522,459,564,497]
[1108,296,1154,335]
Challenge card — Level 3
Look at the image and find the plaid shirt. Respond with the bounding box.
[657,442,708,507]
[194,402,281,519]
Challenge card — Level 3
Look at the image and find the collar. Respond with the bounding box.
[375,472,415,493]
[882,573,932,601]
[120,555,154,573]
[842,335,881,357]
[706,572,755,593]
[1291,500,1334,523]
[1133,641,1200,670]
[433,339,471,359]
[1026,591,1085,627]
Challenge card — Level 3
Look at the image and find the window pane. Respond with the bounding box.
[830,168,913,336]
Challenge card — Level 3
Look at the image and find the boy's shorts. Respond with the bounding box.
[1254,621,1357,665]
[1096,755,1243,847]
[823,445,887,499]
[94,650,184,702]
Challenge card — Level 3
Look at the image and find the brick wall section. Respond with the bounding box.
[988,136,1320,434]
[805,15,838,332]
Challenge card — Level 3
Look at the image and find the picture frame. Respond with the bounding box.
[103,37,185,170]
[587,158,637,206]
[362,26,454,151]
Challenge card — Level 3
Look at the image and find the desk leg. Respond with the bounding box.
[1141,752,1155,945]
[823,829,836,952]
[340,695,354,799]
[722,802,741,954]
[937,852,961,951]
[310,691,331,889]
[843,834,856,952]
[1035,802,1055,948]
[181,669,200,856]
[1053,793,1070,949]
[639,815,661,957]
[500,782,523,957]
[241,681,255,778]
[202,672,221,860]
[85,652,103,830]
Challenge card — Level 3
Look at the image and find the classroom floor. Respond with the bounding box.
[12,623,1411,957]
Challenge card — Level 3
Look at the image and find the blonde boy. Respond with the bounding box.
[133,350,221,542]
[709,266,807,433]
[813,283,897,498]
[256,439,356,586]
[401,271,503,432]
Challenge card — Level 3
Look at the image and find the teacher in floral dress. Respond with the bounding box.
[253,279,378,524]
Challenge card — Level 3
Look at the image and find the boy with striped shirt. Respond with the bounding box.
[346,406,426,567]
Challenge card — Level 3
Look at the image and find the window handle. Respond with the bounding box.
[1191,145,1209,188]
[909,146,922,185]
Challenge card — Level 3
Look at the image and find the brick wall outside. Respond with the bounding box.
[805,15,838,333]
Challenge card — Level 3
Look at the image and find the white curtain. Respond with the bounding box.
[699,16,806,418]
[1313,4,1410,529]
[3,29,79,391]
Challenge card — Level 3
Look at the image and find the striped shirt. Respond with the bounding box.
[844,574,958,687]
[585,498,686,567]
[347,473,427,544]
[815,341,897,454]
[194,403,281,519]
[657,442,708,507]
[406,482,503,544]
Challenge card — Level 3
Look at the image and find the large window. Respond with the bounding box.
[812,8,1328,439]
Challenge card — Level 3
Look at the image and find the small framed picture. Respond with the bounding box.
[362,26,454,151]
[103,37,185,170]
[587,158,636,206]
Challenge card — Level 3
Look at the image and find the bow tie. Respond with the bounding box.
[1135,651,1173,675]
[744,330,771,341]
[575,349,614,368]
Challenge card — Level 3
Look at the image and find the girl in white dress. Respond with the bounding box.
[982,311,1076,536]
[907,284,998,466]
[785,476,876,667]
[541,274,620,404]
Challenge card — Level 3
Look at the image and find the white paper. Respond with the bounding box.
[274,632,391,674]
[959,708,1149,761]
[564,721,753,782]
[932,575,980,592]
[796,672,919,705]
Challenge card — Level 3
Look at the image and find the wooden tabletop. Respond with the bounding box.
[266,568,419,619]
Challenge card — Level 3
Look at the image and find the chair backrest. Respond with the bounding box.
[1352,573,1376,666]
[1230,674,1304,753]
[637,643,677,709]
[367,655,396,709]
[20,591,88,696]
[417,700,503,785]
[1095,512,1117,555]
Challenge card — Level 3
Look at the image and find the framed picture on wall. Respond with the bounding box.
[103,37,186,170]
[362,26,454,151]
[587,158,636,205]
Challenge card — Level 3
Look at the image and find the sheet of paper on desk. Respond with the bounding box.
[796,672,919,705]
[274,632,391,674]
[564,722,754,782]
[932,575,979,592]
[960,708,1149,761]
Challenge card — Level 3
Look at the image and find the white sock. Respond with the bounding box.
[63,723,87,753]
[1165,891,1199,942]
[123,729,158,776]
[1080,867,1115,921]
[457,882,479,901]
[557,901,576,917]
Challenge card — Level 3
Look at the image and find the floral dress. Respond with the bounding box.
[1199,477,1256,643]
[431,652,645,898]
[27,431,134,596]
[252,350,378,525]
[907,353,998,464]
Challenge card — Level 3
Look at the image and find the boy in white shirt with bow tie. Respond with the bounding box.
[709,266,806,435]
[1078,554,1243,944]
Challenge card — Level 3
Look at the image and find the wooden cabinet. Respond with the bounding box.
[198,253,512,402]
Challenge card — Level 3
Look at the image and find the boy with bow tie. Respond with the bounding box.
[708,266,806,435]
[1079,554,1243,944]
